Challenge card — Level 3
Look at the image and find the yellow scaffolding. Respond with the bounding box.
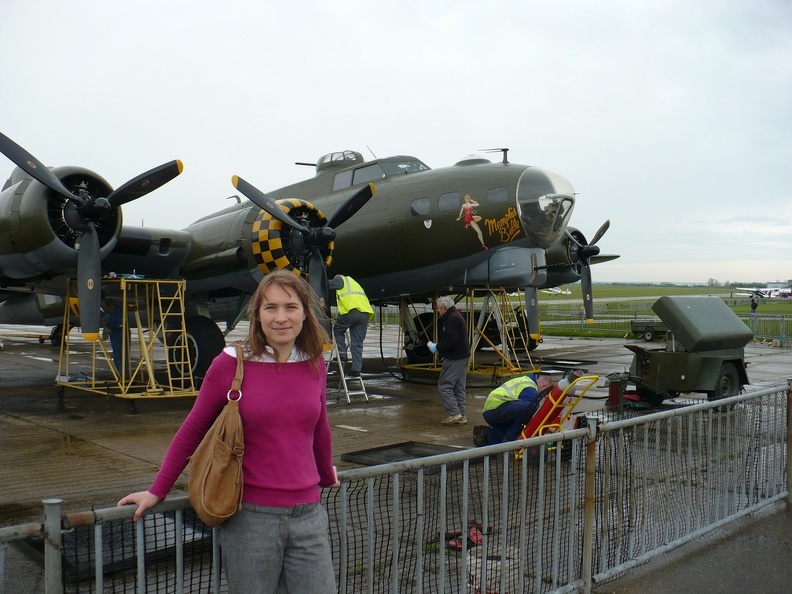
[56,278,198,402]
[398,288,540,380]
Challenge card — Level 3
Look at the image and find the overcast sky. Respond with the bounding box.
[1,0,790,285]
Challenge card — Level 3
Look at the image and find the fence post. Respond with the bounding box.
[43,499,63,594]
[787,379,792,503]
[582,418,598,594]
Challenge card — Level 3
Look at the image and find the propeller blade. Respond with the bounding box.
[0,131,83,204]
[591,253,620,264]
[108,160,184,207]
[307,249,332,338]
[589,219,611,246]
[581,262,594,323]
[522,287,541,343]
[326,183,375,229]
[232,175,309,235]
[77,223,102,340]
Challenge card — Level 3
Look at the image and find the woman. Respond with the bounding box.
[118,269,339,593]
[457,193,488,250]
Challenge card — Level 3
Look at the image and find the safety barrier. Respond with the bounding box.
[540,310,791,343]
[2,381,789,593]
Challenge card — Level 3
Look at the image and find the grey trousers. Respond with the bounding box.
[218,502,336,593]
[333,309,369,372]
[437,357,469,416]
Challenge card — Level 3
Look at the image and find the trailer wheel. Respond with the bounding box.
[643,328,655,342]
[707,362,740,402]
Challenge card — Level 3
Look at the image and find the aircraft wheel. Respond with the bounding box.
[707,362,740,402]
[50,324,64,346]
[177,316,226,380]
[643,329,655,342]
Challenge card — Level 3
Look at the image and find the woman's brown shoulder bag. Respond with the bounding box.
[187,344,245,527]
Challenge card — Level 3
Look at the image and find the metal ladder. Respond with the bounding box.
[329,338,368,404]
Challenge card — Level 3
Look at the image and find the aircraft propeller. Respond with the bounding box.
[565,219,610,322]
[0,132,183,340]
[231,176,375,330]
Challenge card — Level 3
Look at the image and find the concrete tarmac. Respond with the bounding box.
[1,324,790,593]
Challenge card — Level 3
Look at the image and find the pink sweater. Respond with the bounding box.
[150,351,335,507]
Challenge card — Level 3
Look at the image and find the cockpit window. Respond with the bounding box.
[486,186,508,203]
[353,164,385,185]
[332,170,353,191]
[380,158,430,175]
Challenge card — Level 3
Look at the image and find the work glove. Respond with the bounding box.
[427,341,438,353]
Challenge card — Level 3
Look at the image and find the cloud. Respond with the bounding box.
[1,0,790,284]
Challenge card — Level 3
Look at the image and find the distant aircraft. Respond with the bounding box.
[0,134,618,375]
[541,287,572,296]
[735,287,790,299]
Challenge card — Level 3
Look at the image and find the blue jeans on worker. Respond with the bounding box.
[333,309,369,372]
[438,357,469,416]
[218,501,336,593]
[482,398,541,443]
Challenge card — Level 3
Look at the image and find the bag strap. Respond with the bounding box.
[228,344,244,401]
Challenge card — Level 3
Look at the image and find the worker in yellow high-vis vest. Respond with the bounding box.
[328,275,374,377]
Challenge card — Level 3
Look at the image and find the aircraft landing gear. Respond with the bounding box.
[403,312,434,365]
[177,315,226,379]
[398,289,540,373]
[50,324,69,346]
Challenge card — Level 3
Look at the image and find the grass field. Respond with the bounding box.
[554,284,792,315]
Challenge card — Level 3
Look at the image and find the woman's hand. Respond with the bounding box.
[117,490,162,522]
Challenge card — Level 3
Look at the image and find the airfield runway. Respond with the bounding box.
[1,323,791,592]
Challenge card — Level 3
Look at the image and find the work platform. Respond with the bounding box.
[55,278,198,407]
[398,288,542,380]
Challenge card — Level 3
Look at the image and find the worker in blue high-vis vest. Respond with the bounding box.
[329,275,374,377]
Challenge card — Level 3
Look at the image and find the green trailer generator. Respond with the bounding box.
[624,296,752,404]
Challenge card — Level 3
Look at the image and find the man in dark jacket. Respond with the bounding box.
[427,296,470,425]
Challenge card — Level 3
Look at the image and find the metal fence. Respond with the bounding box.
[2,382,789,594]
[538,299,792,344]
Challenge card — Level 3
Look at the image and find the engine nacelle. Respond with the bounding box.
[0,166,121,282]
[543,227,588,286]
[0,292,67,325]
[246,198,333,275]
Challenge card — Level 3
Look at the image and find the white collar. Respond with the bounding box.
[224,345,308,363]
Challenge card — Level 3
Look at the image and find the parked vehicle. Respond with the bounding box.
[630,318,668,342]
